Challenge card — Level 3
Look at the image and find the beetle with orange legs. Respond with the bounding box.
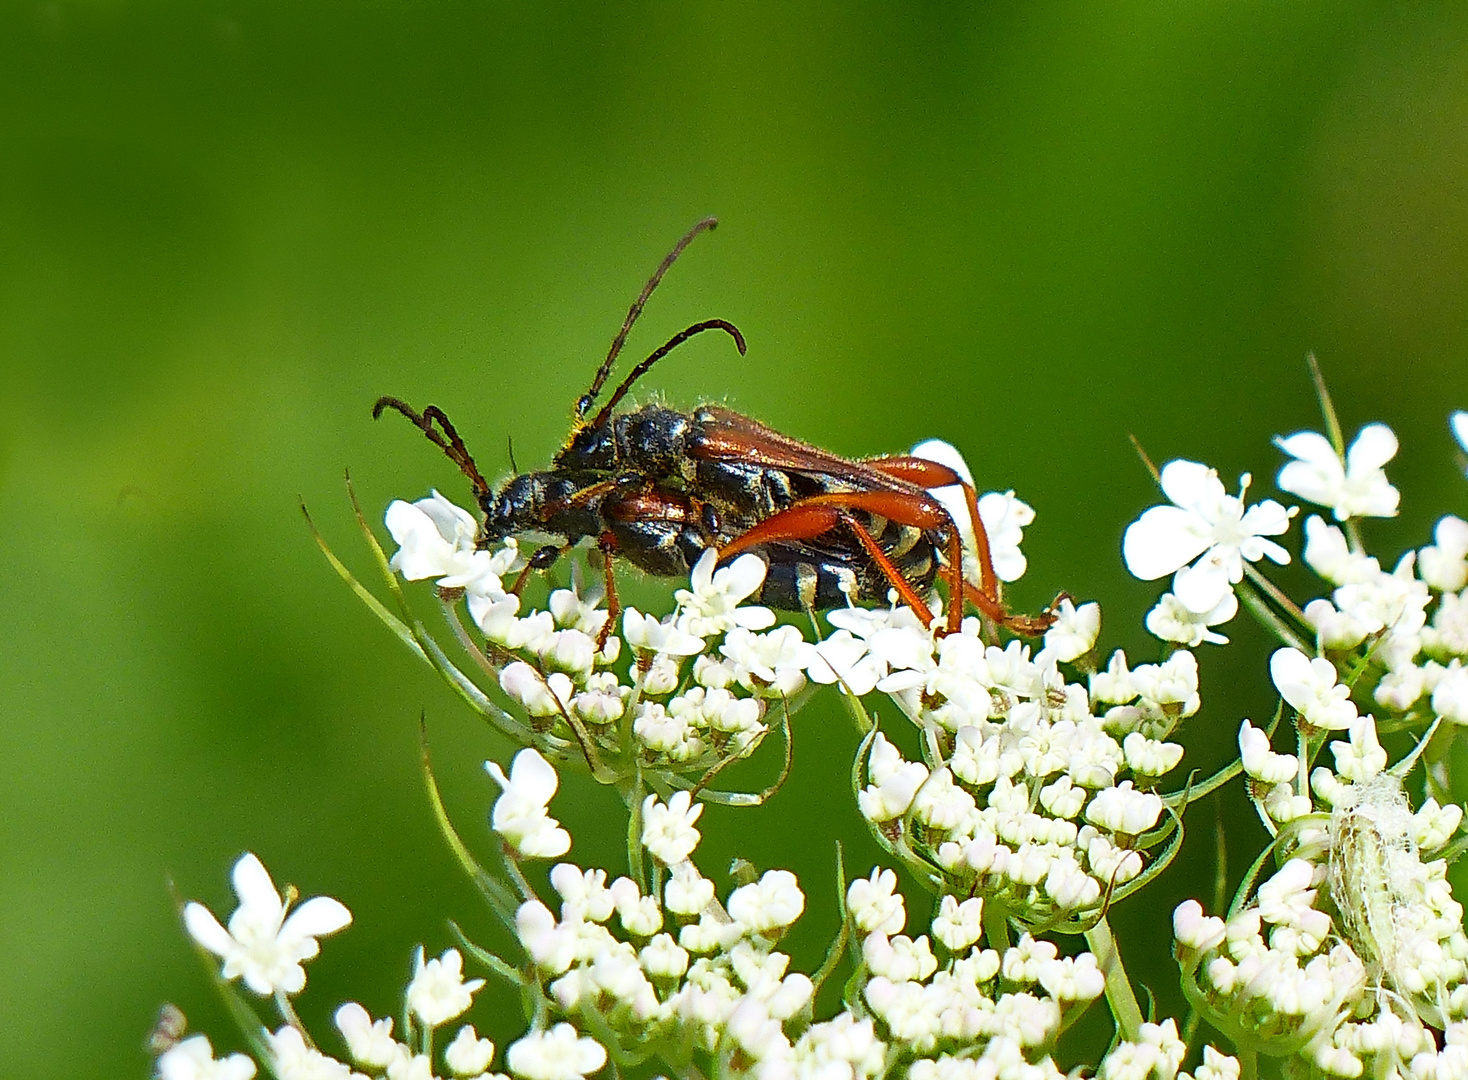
[374,218,1055,648]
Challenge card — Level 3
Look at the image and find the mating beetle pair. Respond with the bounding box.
[376,218,1052,641]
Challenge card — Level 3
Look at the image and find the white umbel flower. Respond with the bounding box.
[622,607,705,657]
[857,733,929,823]
[183,852,352,998]
[910,438,1035,583]
[1038,953,1106,1001]
[1432,660,1468,724]
[1301,516,1379,585]
[1276,423,1401,521]
[641,790,704,866]
[728,869,805,934]
[444,1025,496,1076]
[1270,648,1358,731]
[1172,899,1226,951]
[673,550,777,638]
[1238,721,1298,785]
[334,1003,398,1069]
[386,491,494,588]
[407,947,485,1028]
[979,490,1038,584]
[846,868,907,935]
[157,1035,257,1080]
[266,1026,360,1080]
[807,629,889,697]
[931,895,985,951]
[1330,716,1388,783]
[1042,598,1101,662]
[485,749,571,859]
[1145,591,1237,647]
[1084,781,1163,836]
[1123,460,1294,614]
[1419,516,1468,592]
[506,1024,607,1080]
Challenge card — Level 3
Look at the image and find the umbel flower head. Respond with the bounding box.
[179,402,1468,1080]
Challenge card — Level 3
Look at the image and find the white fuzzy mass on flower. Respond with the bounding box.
[1275,423,1400,521]
[1123,460,1295,614]
[183,852,352,998]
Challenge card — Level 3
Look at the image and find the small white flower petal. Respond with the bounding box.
[1123,505,1212,581]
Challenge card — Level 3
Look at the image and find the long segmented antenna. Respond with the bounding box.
[372,395,492,500]
[591,318,747,430]
[575,217,720,418]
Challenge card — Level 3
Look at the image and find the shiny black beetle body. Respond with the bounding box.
[376,219,1029,638]
[474,401,944,611]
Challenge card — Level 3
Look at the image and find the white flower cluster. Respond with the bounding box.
[167,755,1237,1080]
[1298,510,1468,721]
[845,865,1111,1066]
[1123,415,1468,660]
[834,604,1187,926]
[386,490,810,785]
[167,407,1468,1080]
[1124,460,1295,638]
[1177,751,1468,1079]
[174,850,514,1080]
[1166,410,1468,1078]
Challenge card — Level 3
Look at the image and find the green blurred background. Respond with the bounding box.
[5,2,1468,1075]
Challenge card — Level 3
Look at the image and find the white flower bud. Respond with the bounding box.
[1173,900,1226,951]
[846,868,906,936]
[443,1025,496,1077]
[1239,720,1298,784]
[1084,781,1162,835]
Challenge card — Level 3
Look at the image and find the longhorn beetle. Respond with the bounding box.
[374,218,1053,644]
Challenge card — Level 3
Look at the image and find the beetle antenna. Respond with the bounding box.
[592,318,747,429]
[506,434,519,474]
[576,217,719,418]
[372,395,492,500]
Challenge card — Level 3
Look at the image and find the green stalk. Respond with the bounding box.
[625,774,647,888]
[1084,916,1143,1042]
[983,903,1012,953]
[1238,1047,1259,1080]
[1237,576,1311,653]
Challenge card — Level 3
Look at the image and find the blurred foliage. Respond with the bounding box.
[4,2,1468,1076]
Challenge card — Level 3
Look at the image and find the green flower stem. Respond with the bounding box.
[1084,915,1143,1042]
[1344,518,1366,555]
[501,845,538,905]
[274,991,312,1046]
[1238,1046,1259,1080]
[1237,578,1311,654]
[625,774,647,887]
[420,728,520,923]
[810,844,851,997]
[983,903,1012,953]
[1242,564,1312,633]
[1425,722,1457,803]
